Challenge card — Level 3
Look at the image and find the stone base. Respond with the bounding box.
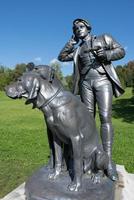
[25,166,115,200]
[0,183,25,200]
[1,165,134,200]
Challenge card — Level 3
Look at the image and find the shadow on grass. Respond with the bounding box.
[112,97,134,123]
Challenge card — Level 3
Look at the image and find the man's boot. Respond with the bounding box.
[103,141,118,181]
[101,123,118,181]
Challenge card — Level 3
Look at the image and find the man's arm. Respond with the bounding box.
[104,34,125,61]
[58,36,78,62]
[96,34,125,62]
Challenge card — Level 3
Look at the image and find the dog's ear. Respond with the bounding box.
[49,68,55,83]
[27,78,40,100]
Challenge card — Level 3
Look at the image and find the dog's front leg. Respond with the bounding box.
[46,126,55,169]
[68,136,82,192]
[48,135,63,179]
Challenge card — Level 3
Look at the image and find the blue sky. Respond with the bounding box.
[0,0,133,75]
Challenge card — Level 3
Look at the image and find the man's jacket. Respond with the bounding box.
[58,34,125,97]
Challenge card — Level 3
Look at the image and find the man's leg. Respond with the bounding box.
[79,80,96,176]
[79,80,96,117]
[95,79,118,181]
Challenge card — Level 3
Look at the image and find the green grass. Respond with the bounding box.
[0,88,134,197]
[0,94,50,197]
[112,88,134,172]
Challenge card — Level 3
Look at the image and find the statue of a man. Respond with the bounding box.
[58,18,125,181]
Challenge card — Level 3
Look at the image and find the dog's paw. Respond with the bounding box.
[68,182,81,192]
[91,171,104,184]
[48,169,61,180]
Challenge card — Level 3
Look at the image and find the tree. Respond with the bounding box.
[0,63,27,91]
[115,61,134,88]
[115,65,126,88]
[65,75,73,91]
[0,66,14,90]
[12,63,26,81]
[50,59,68,88]
[132,77,134,98]
[50,60,63,80]
[126,61,134,87]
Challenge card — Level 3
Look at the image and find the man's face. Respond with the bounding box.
[73,22,89,39]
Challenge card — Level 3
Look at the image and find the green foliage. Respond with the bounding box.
[65,74,73,91]
[12,63,26,81]
[50,60,63,81]
[0,67,14,90]
[132,87,134,97]
[132,77,134,98]
[50,60,69,89]
[115,65,126,88]
[0,63,26,91]
[116,61,134,88]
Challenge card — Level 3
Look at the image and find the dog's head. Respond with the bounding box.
[5,65,57,106]
[5,72,40,100]
[33,65,55,83]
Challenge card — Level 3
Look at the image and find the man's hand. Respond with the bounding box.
[70,35,79,45]
[96,48,107,61]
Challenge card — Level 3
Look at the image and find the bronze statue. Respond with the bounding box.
[5,19,125,199]
[58,18,125,181]
[5,65,109,192]
[6,65,117,199]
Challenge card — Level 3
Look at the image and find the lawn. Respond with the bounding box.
[0,87,134,197]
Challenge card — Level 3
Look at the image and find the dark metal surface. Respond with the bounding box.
[25,166,115,200]
[5,65,110,192]
[58,18,125,181]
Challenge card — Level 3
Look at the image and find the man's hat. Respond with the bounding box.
[73,18,92,31]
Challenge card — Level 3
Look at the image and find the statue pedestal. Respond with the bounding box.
[25,166,115,200]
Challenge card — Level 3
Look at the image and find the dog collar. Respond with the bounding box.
[39,87,63,109]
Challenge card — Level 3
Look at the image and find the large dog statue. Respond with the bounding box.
[5,65,108,192]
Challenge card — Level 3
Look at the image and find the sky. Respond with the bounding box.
[0,0,133,75]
